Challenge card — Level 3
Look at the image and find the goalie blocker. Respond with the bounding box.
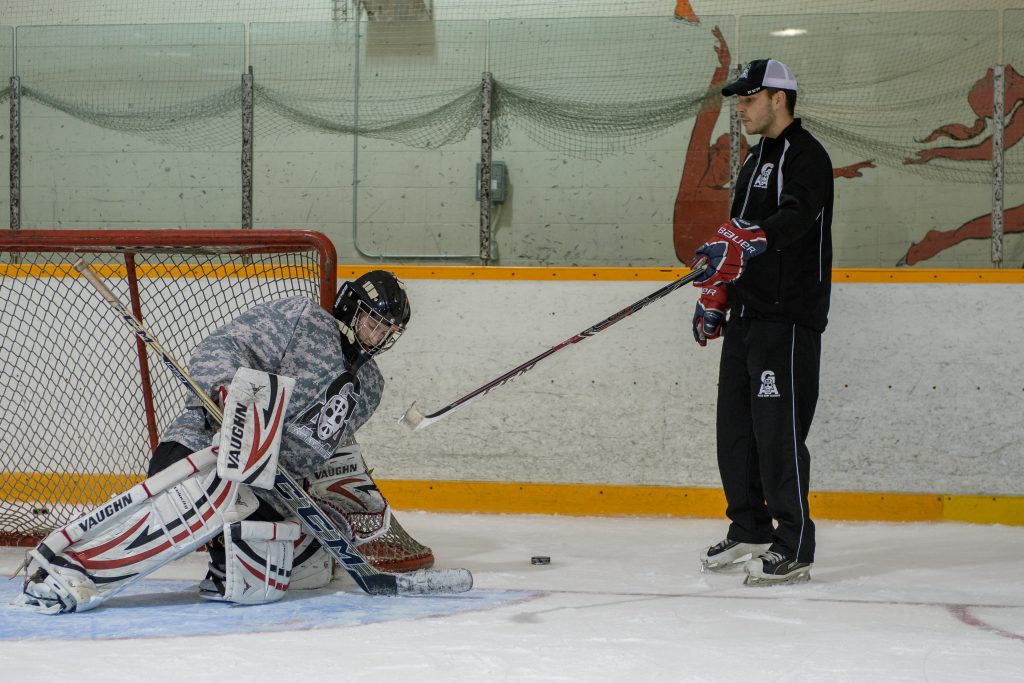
[16,368,304,614]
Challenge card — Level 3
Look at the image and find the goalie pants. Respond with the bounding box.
[716,317,819,564]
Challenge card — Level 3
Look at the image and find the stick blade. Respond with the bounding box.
[399,402,426,431]
[396,568,474,595]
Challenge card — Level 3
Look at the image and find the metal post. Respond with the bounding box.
[242,66,254,230]
[10,76,21,231]
[991,64,1005,266]
[479,71,493,263]
[728,67,741,211]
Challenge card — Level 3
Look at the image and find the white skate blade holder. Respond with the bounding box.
[743,567,812,587]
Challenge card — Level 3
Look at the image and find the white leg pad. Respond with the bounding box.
[16,452,240,614]
[205,520,301,605]
[289,531,334,590]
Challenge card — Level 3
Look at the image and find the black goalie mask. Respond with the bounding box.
[332,270,411,362]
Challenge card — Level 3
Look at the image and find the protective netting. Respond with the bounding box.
[741,12,1001,184]
[2,3,1022,167]
[1,1,1021,24]
[489,17,714,156]
[0,26,10,105]
[7,18,717,155]
[16,24,244,149]
[0,231,433,572]
[1000,11,1024,184]
[251,21,484,149]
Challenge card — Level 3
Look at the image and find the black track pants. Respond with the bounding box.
[716,317,819,563]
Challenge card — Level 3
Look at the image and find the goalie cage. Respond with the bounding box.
[0,229,434,573]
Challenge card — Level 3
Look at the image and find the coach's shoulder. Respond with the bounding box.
[792,125,832,166]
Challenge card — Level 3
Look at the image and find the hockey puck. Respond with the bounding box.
[530,556,551,565]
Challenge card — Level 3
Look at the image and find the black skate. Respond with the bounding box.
[700,538,771,573]
[743,549,812,586]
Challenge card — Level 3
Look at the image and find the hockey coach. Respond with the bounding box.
[689,58,834,586]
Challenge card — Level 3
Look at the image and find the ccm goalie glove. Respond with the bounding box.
[691,218,766,285]
[692,284,728,347]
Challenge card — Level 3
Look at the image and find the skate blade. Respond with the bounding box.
[743,571,811,587]
[701,560,749,574]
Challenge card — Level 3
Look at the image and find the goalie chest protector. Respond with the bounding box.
[287,372,361,461]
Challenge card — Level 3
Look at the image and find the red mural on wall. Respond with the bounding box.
[900,66,1024,266]
[674,0,700,24]
[672,27,874,263]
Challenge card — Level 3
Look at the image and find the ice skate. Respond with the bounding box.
[700,539,771,573]
[743,549,812,586]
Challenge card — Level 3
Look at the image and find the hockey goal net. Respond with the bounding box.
[0,229,433,572]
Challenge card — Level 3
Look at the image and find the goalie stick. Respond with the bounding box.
[401,257,708,431]
[73,259,472,597]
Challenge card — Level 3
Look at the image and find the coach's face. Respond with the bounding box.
[736,89,780,137]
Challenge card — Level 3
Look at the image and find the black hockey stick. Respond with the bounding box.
[74,259,472,596]
[401,257,708,431]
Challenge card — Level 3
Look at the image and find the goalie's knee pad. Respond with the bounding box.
[289,532,334,590]
[308,445,392,545]
[200,520,301,605]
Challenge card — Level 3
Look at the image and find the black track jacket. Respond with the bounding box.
[729,118,833,332]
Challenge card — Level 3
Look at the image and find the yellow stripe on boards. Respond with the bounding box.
[2,472,1022,525]
[943,495,1024,525]
[0,263,320,279]
[3,262,1017,284]
[373,480,1018,526]
[833,268,1024,284]
[339,265,1024,284]
[376,480,729,517]
[0,472,143,504]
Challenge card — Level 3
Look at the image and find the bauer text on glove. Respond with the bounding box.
[690,218,766,285]
[692,285,728,347]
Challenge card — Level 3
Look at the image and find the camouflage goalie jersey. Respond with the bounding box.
[160,296,384,477]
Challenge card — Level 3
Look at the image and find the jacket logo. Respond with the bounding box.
[757,370,781,398]
[753,162,774,189]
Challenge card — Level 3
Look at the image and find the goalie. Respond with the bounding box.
[19,270,421,613]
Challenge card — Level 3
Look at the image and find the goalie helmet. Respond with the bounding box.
[333,270,411,363]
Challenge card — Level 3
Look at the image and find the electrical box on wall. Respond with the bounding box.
[475,161,508,203]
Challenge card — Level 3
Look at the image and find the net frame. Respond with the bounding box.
[0,229,337,544]
[1,228,434,572]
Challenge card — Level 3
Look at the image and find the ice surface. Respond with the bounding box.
[2,513,1022,681]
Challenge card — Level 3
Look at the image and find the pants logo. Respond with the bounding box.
[758,370,781,398]
[753,163,774,189]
